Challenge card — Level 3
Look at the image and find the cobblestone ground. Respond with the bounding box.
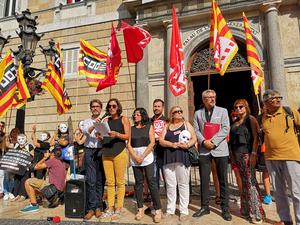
[0,185,288,225]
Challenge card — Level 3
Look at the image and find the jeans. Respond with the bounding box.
[84,147,106,211]
[199,154,229,210]
[3,171,14,194]
[132,162,161,210]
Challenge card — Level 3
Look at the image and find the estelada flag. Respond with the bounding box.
[42,42,72,115]
[12,63,31,109]
[0,50,17,118]
[119,20,151,63]
[210,0,238,75]
[97,22,121,92]
[169,6,186,96]
[243,12,264,95]
[78,39,107,87]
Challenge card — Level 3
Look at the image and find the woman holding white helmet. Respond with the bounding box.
[159,106,196,222]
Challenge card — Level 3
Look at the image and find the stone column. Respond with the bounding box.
[261,1,288,103]
[136,25,149,112]
[164,20,176,114]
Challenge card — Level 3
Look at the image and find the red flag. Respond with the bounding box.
[97,22,122,92]
[119,20,151,63]
[169,6,186,96]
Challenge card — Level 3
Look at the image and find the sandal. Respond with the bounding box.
[215,196,221,205]
[135,208,144,221]
[154,210,162,223]
[111,209,122,222]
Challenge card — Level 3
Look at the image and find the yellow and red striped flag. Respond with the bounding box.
[78,39,107,87]
[12,63,31,109]
[0,50,17,117]
[210,0,238,75]
[243,12,264,95]
[42,42,72,115]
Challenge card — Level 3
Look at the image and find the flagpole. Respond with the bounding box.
[75,74,80,123]
[256,94,261,114]
[7,108,13,132]
[127,63,135,108]
[208,48,212,89]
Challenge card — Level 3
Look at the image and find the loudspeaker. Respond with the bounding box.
[65,179,86,218]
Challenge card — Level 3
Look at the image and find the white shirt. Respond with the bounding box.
[82,118,102,149]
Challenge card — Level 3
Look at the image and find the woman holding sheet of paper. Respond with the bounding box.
[100,98,130,222]
[127,107,162,223]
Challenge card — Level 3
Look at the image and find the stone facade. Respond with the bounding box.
[0,0,300,134]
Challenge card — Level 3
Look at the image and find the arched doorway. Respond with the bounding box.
[187,41,259,120]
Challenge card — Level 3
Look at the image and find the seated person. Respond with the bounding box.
[12,134,34,202]
[20,147,66,213]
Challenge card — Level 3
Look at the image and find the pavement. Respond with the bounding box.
[0,185,284,225]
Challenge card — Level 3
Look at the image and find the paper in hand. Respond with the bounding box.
[94,121,111,137]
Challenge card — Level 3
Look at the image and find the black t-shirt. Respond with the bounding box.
[34,140,50,161]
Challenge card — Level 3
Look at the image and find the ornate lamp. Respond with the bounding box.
[0,28,11,57]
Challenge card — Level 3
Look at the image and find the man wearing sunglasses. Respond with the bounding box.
[262,89,300,225]
[192,89,232,221]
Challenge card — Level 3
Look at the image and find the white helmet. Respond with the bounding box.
[179,130,191,144]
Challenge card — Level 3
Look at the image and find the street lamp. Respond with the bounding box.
[0,28,11,58]
[0,9,57,132]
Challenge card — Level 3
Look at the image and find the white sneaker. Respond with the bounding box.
[8,193,15,200]
[3,194,9,201]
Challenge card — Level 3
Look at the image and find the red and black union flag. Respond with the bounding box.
[78,39,107,87]
[0,50,17,118]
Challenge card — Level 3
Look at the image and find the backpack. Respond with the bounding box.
[258,106,300,144]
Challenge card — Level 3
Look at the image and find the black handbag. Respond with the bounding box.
[188,146,200,164]
[41,184,58,200]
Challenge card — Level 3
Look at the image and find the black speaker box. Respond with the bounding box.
[65,179,86,218]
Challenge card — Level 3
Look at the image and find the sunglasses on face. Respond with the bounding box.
[108,104,117,109]
[172,109,183,115]
[234,105,244,110]
[132,114,141,117]
[269,96,283,101]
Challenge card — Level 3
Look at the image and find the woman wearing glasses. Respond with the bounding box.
[127,108,162,223]
[100,98,130,222]
[159,106,196,222]
[229,99,265,224]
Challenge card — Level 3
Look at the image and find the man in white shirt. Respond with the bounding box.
[82,99,106,220]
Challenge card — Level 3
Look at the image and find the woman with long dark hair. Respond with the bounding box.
[127,107,162,223]
[230,99,265,224]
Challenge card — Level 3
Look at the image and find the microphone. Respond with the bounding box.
[46,216,61,223]
[101,112,110,120]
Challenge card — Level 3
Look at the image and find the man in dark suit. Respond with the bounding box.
[192,89,232,221]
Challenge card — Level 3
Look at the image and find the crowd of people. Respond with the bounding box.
[0,89,299,225]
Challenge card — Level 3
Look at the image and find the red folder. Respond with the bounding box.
[203,122,220,140]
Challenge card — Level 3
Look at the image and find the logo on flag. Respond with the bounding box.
[96,22,121,92]
[42,42,72,115]
[210,0,238,76]
[78,39,107,87]
[119,20,151,63]
[169,6,186,96]
[0,50,17,118]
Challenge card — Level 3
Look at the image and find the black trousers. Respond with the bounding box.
[132,162,161,210]
[199,154,229,210]
[84,147,106,211]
